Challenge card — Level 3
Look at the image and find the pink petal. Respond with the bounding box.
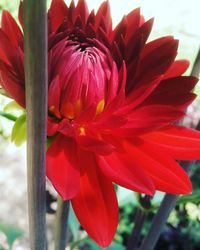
[48,75,61,111]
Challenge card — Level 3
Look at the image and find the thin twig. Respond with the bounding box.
[54,197,70,250]
[24,0,47,249]
[126,208,147,250]
[191,47,200,77]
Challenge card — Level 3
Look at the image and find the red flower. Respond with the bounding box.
[0,0,200,246]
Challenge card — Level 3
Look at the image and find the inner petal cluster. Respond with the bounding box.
[50,39,113,117]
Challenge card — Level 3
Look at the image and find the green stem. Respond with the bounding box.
[54,197,70,250]
[139,194,178,250]
[24,0,47,249]
[0,111,17,121]
[126,208,147,250]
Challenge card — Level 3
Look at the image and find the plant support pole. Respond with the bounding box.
[54,197,70,250]
[24,0,47,249]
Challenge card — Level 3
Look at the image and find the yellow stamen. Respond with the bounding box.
[96,99,105,115]
[79,126,86,136]
[49,105,61,118]
[75,99,82,115]
[61,102,75,119]
[49,105,55,112]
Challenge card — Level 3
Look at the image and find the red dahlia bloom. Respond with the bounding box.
[0,0,200,246]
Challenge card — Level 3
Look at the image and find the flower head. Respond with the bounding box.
[0,0,200,246]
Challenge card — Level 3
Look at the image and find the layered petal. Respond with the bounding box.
[1,10,23,46]
[72,152,118,247]
[0,61,25,106]
[141,125,200,160]
[164,60,189,79]
[48,0,68,32]
[140,76,197,112]
[124,140,192,194]
[98,149,155,195]
[46,134,80,200]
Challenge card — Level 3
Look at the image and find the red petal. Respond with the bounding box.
[112,16,127,46]
[142,125,200,160]
[125,105,184,131]
[136,39,178,82]
[142,76,198,108]
[46,135,80,200]
[164,60,189,79]
[125,76,162,109]
[72,152,118,248]
[0,61,25,107]
[126,18,154,63]
[124,140,192,194]
[1,10,23,46]
[141,36,174,58]
[0,29,24,77]
[48,0,68,32]
[47,117,59,136]
[77,135,114,155]
[125,8,141,42]
[95,1,112,34]
[98,150,155,195]
[75,0,89,26]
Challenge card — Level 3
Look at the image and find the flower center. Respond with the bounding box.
[51,40,111,116]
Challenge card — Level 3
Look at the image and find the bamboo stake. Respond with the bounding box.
[24,1,47,249]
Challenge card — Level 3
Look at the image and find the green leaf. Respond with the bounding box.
[68,205,80,240]
[177,191,200,205]
[0,222,24,248]
[107,242,125,250]
[0,245,6,250]
[3,101,23,113]
[0,111,17,122]
[85,239,125,250]
[11,113,26,146]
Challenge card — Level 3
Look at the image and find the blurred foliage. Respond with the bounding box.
[11,113,26,146]
[0,222,24,250]
[0,0,20,18]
